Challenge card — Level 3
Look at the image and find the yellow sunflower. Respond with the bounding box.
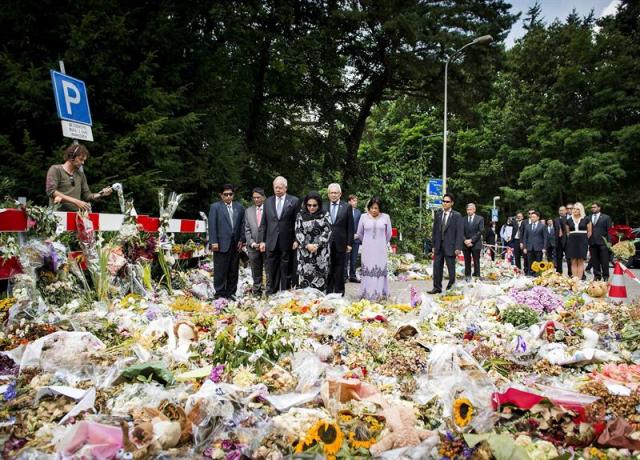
[293,434,317,453]
[453,397,474,427]
[347,421,377,449]
[309,420,344,456]
[531,261,541,273]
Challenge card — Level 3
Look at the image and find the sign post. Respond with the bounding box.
[50,67,93,142]
[427,178,443,209]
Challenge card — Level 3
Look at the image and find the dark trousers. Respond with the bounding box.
[590,244,610,280]
[528,250,543,275]
[433,251,456,291]
[247,249,265,294]
[513,240,523,269]
[213,246,240,299]
[327,243,346,294]
[555,242,565,274]
[266,245,292,294]
[347,242,360,279]
[546,246,555,263]
[463,247,481,278]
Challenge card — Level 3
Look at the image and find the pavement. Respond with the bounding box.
[345,265,640,303]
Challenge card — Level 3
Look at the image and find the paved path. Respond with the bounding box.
[345,267,640,303]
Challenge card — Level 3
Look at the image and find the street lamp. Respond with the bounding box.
[442,34,493,194]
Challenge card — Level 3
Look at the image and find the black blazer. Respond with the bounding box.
[545,225,556,248]
[208,201,245,252]
[463,214,484,250]
[588,213,612,247]
[522,221,548,252]
[323,200,354,252]
[553,216,567,246]
[432,210,464,257]
[258,194,301,251]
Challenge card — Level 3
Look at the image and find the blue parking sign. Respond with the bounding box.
[428,178,443,206]
[50,70,92,126]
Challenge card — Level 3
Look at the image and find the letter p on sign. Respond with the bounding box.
[50,70,93,126]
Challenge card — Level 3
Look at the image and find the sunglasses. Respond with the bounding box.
[307,203,318,208]
[222,192,234,197]
[443,200,452,203]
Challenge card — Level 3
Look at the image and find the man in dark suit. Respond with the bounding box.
[589,202,612,281]
[512,212,525,270]
[463,203,484,282]
[346,194,362,282]
[545,219,556,263]
[208,184,246,299]
[553,206,569,275]
[244,187,266,296]
[324,183,354,295]
[522,211,547,276]
[258,176,300,294]
[428,193,464,294]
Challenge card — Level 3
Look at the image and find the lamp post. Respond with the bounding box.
[442,34,493,194]
[492,195,500,222]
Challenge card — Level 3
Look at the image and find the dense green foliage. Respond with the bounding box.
[1,1,638,251]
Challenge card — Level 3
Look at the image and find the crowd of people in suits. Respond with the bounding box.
[428,195,613,294]
[208,176,391,301]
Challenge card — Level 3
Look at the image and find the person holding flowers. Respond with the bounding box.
[564,202,592,280]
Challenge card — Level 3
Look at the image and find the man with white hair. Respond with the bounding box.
[323,183,353,295]
[259,176,300,294]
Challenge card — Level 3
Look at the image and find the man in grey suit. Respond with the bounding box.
[463,203,484,282]
[522,211,547,276]
[428,193,464,294]
[208,184,245,299]
[258,176,300,294]
[244,187,267,296]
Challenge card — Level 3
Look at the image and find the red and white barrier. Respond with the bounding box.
[619,262,640,285]
[0,209,206,234]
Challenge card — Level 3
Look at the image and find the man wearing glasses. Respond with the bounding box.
[208,184,245,300]
[428,193,464,294]
[45,143,113,211]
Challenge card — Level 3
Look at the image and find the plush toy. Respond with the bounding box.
[369,400,434,456]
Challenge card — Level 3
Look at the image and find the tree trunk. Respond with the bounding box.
[245,37,271,154]
[343,71,389,187]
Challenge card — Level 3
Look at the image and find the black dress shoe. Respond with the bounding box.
[349,278,360,283]
[427,289,441,294]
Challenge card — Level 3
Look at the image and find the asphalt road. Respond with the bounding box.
[345,266,640,303]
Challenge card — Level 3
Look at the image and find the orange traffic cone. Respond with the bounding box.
[608,262,628,301]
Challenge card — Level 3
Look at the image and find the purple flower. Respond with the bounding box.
[221,439,234,451]
[145,306,160,321]
[209,364,224,383]
[225,450,242,460]
[508,287,562,313]
[3,382,17,401]
[515,335,527,353]
[0,355,19,376]
[213,298,229,314]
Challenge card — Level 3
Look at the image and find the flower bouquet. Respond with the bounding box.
[606,224,639,264]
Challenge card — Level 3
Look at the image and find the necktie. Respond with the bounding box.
[228,205,234,229]
[331,203,338,223]
[442,212,448,236]
[468,216,472,224]
[256,206,262,226]
[593,214,598,225]
[533,223,536,231]
[277,197,283,218]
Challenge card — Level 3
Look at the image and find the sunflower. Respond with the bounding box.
[309,420,344,456]
[348,421,377,449]
[531,261,541,273]
[453,397,474,427]
[538,261,549,271]
[293,434,317,453]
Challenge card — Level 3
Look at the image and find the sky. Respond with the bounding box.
[505,0,622,47]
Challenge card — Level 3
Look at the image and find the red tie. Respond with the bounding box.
[256,207,262,226]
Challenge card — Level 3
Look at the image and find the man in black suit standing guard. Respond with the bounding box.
[428,193,464,294]
[463,203,484,282]
[522,211,547,276]
[258,176,300,294]
[589,202,612,281]
[324,183,354,295]
[208,184,246,300]
[553,206,569,275]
